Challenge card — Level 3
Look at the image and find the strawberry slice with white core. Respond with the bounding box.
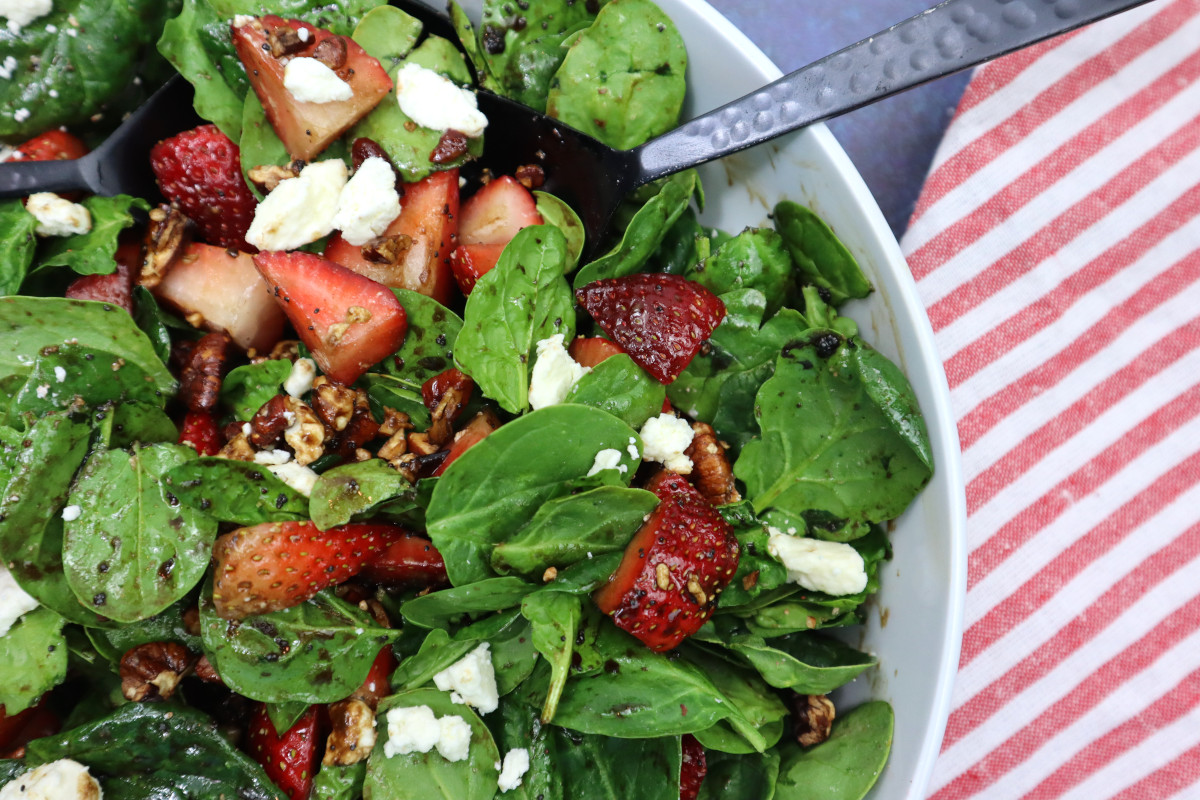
[457,176,543,246]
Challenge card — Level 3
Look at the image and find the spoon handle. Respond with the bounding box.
[636,0,1156,182]
[0,155,95,200]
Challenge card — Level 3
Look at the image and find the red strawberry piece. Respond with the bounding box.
[150,124,258,251]
[593,471,739,652]
[212,520,406,619]
[178,410,223,456]
[153,242,286,353]
[679,734,707,800]
[433,411,497,476]
[65,259,134,313]
[0,698,60,759]
[15,130,87,162]
[448,242,505,295]
[351,646,398,710]
[253,250,408,385]
[421,367,474,420]
[567,336,625,368]
[324,168,459,304]
[458,175,543,246]
[575,274,726,383]
[359,531,448,589]
[232,15,392,161]
[247,703,320,800]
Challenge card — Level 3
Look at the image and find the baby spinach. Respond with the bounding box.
[535,191,586,271]
[425,404,639,584]
[401,577,536,630]
[32,196,149,278]
[546,0,686,149]
[365,688,501,800]
[163,456,309,524]
[774,701,894,800]
[392,609,534,695]
[313,762,366,800]
[646,206,706,276]
[491,486,658,579]
[382,289,463,393]
[85,600,201,665]
[106,401,179,449]
[735,331,932,527]
[698,749,781,800]
[685,228,796,316]
[773,201,872,306]
[308,459,417,530]
[682,645,788,755]
[131,287,175,366]
[221,359,293,421]
[521,591,581,723]
[362,373,432,430]
[455,225,574,414]
[390,627,476,691]
[563,354,665,430]
[551,727,682,800]
[6,344,165,426]
[64,443,217,623]
[200,587,400,704]
[713,503,790,609]
[352,4,422,68]
[0,201,37,295]
[699,626,877,694]
[0,608,67,716]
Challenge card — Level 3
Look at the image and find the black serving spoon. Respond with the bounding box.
[1,0,1153,251]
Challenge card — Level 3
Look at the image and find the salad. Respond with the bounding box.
[0,1,935,799]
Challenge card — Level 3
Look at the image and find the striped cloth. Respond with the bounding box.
[899,0,1200,797]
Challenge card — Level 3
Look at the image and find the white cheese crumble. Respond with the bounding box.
[264,460,319,497]
[627,436,639,461]
[766,527,868,596]
[395,62,488,138]
[0,144,15,162]
[232,14,255,27]
[252,449,293,467]
[433,642,499,714]
[497,748,530,793]
[0,55,17,80]
[0,562,40,637]
[34,384,48,399]
[246,159,347,251]
[53,365,66,382]
[638,413,694,474]
[586,448,627,477]
[61,504,81,522]
[0,0,52,35]
[528,334,588,411]
[283,56,353,104]
[0,759,102,800]
[283,357,317,398]
[26,192,91,237]
[331,156,402,246]
[12,107,30,122]
[297,27,310,42]
[382,705,472,762]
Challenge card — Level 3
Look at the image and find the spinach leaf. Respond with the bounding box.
[491,486,657,578]
[573,170,698,289]
[401,577,536,630]
[685,228,795,316]
[425,404,639,585]
[534,191,585,271]
[6,344,165,426]
[773,201,872,306]
[455,224,573,413]
[712,501,789,609]
[390,628,474,691]
[774,701,893,800]
[163,456,309,524]
[698,749,781,800]
[682,645,788,754]
[0,0,171,138]
[0,297,177,393]
[25,701,286,800]
[563,354,665,430]
[308,459,417,530]
[735,332,932,527]
[353,5,421,67]
[221,359,292,422]
[538,551,624,596]
[32,196,148,277]
[0,201,38,294]
[200,586,400,703]
[696,625,876,694]
[86,600,202,665]
[131,286,174,366]
[381,289,463,392]
[314,762,366,800]
[362,373,432,430]
[267,701,312,736]
[546,0,686,149]
[0,608,67,716]
[392,609,534,695]
[106,401,179,448]
[646,206,705,276]
[364,688,501,800]
[520,591,581,723]
[64,444,217,623]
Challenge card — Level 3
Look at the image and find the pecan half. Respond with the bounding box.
[193,654,223,684]
[514,163,546,189]
[180,331,233,413]
[140,203,190,289]
[792,693,836,748]
[218,432,256,462]
[311,35,348,69]
[323,699,377,766]
[247,160,304,194]
[120,642,198,702]
[283,396,326,465]
[311,376,357,432]
[268,25,306,57]
[684,421,741,505]
[248,394,290,449]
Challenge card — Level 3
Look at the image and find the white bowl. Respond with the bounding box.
[454,1,968,796]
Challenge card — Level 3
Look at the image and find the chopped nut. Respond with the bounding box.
[283,396,325,465]
[140,203,190,289]
[311,34,348,69]
[267,25,306,57]
[407,431,439,456]
[514,163,545,189]
[684,421,741,505]
[247,160,303,194]
[248,395,290,449]
[742,570,760,592]
[542,566,558,582]
[361,233,413,265]
[792,694,836,748]
[323,388,380,459]
[426,370,475,447]
[326,306,372,346]
[181,605,201,636]
[655,562,672,591]
[120,642,197,702]
[323,699,377,766]
[193,654,223,684]
[354,448,373,462]
[312,378,357,431]
[268,339,302,362]
[377,430,407,461]
[378,407,413,437]
[686,574,708,607]
[218,433,256,461]
[180,331,233,412]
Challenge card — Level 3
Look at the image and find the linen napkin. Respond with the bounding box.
[900,0,1200,796]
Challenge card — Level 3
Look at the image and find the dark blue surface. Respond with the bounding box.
[708,0,972,238]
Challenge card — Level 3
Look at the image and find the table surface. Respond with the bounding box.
[706,0,972,239]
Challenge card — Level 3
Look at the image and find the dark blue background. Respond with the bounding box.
[707,0,971,238]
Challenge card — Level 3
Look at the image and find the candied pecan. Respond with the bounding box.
[430,129,470,164]
[323,699,377,766]
[514,163,546,190]
[268,25,305,57]
[322,386,379,459]
[248,395,290,449]
[378,407,413,438]
[194,655,223,684]
[268,339,302,362]
[376,430,407,461]
[391,450,447,482]
[354,448,372,461]
[247,160,303,194]
[407,431,439,456]
[219,432,256,461]
[120,642,198,702]
[684,421,741,505]
[311,35,348,69]
[792,693,836,748]
[311,376,357,432]
[426,373,474,447]
[283,396,326,465]
[180,331,233,413]
[140,203,190,289]
[361,233,413,265]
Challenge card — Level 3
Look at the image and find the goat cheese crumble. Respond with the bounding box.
[331,156,402,246]
[638,413,695,474]
[395,62,488,138]
[497,748,531,792]
[433,642,499,714]
[586,448,627,477]
[25,192,91,237]
[528,334,588,410]
[382,705,472,762]
[246,159,348,251]
[766,527,868,596]
[0,759,102,800]
[0,0,52,35]
[283,56,353,104]
[0,562,40,636]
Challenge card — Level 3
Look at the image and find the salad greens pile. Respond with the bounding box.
[0,1,934,799]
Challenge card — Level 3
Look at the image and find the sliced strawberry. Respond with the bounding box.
[65,259,134,313]
[178,410,222,456]
[232,16,392,161]
[433,410,496,476]
[351,646,398,709]
[253,250,408,385]
[576,274,726,384]
[568,336,625,368]
[154,242,285,353]
[360,531,448,589]
[15,130,87,162]
[448,242,505,295]
[457,176,543,246]
[421,367,474,421]
[247,703,320,800]
[680,734,707,800]
[593,471,739,652]
[324,169,459,304]
[150,124,257,251]
[0,699,59,760]
[212,520,406,619]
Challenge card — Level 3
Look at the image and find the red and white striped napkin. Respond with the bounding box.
[900,0,1200,796]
